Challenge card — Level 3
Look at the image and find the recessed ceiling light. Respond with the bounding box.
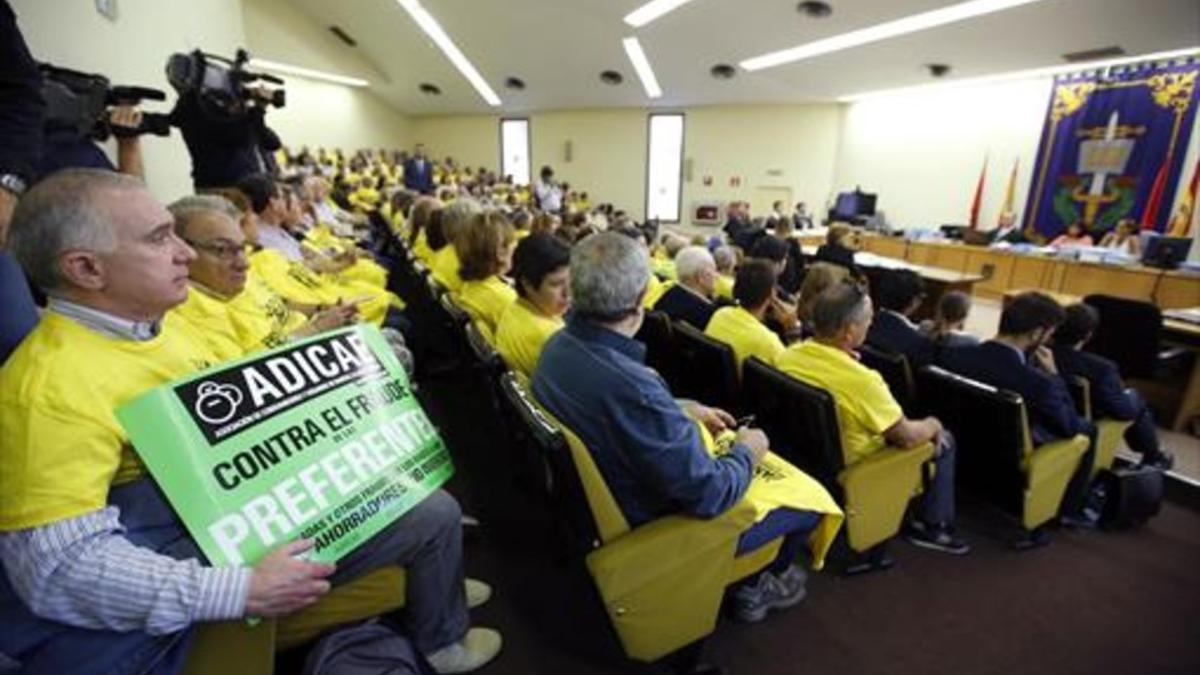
[623,37,663,98]
[600,70,624,85]
[710,64,736,79]
[796,1,833,18]
[394,0,500,106]
[926,63,952,77]
[418,82,442,95]
[742,0,1049,71]
[505,77,526,90]
[624,0,701,28]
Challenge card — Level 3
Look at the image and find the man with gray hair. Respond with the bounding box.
[653,245,720,329]
[533,232,828,623]
[0,169,500,674]
[775,282,969,564]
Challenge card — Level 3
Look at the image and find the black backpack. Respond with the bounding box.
[1093,466,1164,529]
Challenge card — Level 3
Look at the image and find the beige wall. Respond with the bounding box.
[411,104,842,225]
[12,0,246,200]
[242,0,411,153]
[834,77,1053,231]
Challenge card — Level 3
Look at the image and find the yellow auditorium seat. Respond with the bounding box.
[742,357,932,555]
[184,566,407,675]
[501,378,784,663]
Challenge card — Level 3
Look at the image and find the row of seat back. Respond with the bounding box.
[917,365,1089,531]
[859,344,918,414]
[669,321,742,415]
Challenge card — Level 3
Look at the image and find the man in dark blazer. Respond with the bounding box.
[654,246,718,329]
[403,144,435,194]
[939,292,1096,522]
[866,269,938,368]
[1052,304,1173,470]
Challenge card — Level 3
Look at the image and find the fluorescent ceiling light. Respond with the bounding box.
[624,0,699,28]
[248,58,369,87]
[838,46,1200,102]
[623,37,663,98]
[741,0,1049,71]
[394,0,501,106]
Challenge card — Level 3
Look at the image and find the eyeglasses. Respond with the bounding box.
[185,238,250,261]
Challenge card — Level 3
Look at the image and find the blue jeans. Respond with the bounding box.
[918,432,958,528]
[0,479,468,674]
[735,508,822,575]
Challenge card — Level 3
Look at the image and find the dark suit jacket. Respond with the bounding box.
[815,243,857,272]
[654,284,717,330]
[939,341,1090,444]
[1052,347,1138,421]
[779,238,806,294]
[867,311,938,368]
[403,158,435,194]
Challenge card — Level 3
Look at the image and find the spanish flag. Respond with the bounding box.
[1167,158,1199,237]
[969,156,988,229]
[999,158,1019,221]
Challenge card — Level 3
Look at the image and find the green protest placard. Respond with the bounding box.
[116,325,453,567]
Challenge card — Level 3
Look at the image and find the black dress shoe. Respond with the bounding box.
[1141,450,1175,472]
[1059,512,1099,530]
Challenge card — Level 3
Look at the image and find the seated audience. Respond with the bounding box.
[751,227,804,296]
[455,211,518,336]
[654,245,719,329]
[705,259,793,375]
[939,292,1096,523]
[815,224,858,273]
[797,262,850,326]
[408,197,442,264]
[1049,222,1094,249]
[0,169,500,674]
[774,282,968,555]
[1098,219,1141,257]
[712,245,739,300]
[865,269,938,367]
[495,233,571,376]
[431,198,483,293]
[533,232,838,622]
[1052,303,1173,470]
[169,195,358,354]
[918,290,980,349]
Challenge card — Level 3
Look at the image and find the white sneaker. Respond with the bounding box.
[425,627,502,674]
[465,578,491,609]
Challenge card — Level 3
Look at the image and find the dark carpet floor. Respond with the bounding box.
[409,339,1200,675]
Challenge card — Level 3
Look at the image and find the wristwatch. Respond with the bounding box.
[0,173,28,196]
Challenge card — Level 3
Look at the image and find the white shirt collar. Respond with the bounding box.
[49,297,161,341]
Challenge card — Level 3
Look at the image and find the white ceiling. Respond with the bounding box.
[287,0,1200,115]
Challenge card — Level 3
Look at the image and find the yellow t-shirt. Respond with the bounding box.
[250,249,392,326]
[171,286,248,362]
[430,245,463,293]
[643,277,672,309]
[773,340,903,466]
[227,273,309,352]
[0,312,223,530]
[456,276,517,336]
[412,230,434,265]
[494,298,563,376]
[714,274,735,301]
[704,306,785,377]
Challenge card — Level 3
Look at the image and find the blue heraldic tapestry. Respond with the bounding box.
[1024,59,1200,240]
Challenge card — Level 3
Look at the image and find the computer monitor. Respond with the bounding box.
[830,189,878,222]
[1141,235,1193,269]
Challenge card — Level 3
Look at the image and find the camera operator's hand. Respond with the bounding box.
[109,105,143,133]
[108,105,146,180]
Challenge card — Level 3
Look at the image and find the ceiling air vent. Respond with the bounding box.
[328,26,357,47]
[797,2,833,19]
[711,64,736,79]
[418,83,442,95]
[505,77,526,90]
[1063,46,1125,63]
[600,70,624,85]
